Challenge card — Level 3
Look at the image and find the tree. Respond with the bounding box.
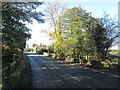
[60,6,94,61]
[97,13,119,59]
[83,17,100,60]
[46,3,119,65]
[45,1,67,59]
[84,12,119,62]
[32,43,38,48]
[2,2,44,56]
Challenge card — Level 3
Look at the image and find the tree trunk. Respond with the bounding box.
[21,48,24,54]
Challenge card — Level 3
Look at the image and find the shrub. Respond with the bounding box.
[38,48,48,54]
[2,49,21,67]
[91,60,103,69]
[74,58,79,63]
[82,59,88,64]
[111,64,120,72]
[2,54,32,88]
[65,58,74,62]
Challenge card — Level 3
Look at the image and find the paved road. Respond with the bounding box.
[27,52,119,89]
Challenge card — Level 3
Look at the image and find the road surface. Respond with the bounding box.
[27,52,119,89]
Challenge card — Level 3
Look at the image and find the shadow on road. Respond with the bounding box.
[25,51,119,88]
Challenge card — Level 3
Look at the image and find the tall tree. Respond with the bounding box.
[2,2,44,55]
[61,6,93,60]
[84,13,119,61]
[45,2,67,58]
[97,13,119,59]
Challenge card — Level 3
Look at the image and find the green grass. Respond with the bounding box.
[2,53,32,88]
[111,58,119,64]
[101,58,119,69]
[109,50,120,56]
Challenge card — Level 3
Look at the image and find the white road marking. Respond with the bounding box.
[65,73,96,90]
[50,63,59,69]
[66,73,81,82]
[30,55,97,89]
[86,84,96,90]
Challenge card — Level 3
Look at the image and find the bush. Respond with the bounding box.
[65,58,74,62]
[2,54,32,88]
[74,58,79,63]
[111,64,120,72]
[91,60,103,69]
[2,49,21,67]
[82,59,88,64]
[42,49,48,52]
[38,48,48,54]
[38,51,43,54]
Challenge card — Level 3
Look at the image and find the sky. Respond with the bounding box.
[26,0,119,49]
